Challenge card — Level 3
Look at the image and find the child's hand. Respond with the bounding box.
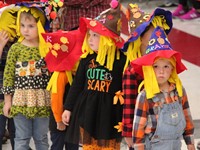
[57,121,66,131]
[62,110,71,126]
[3,101,12,117]
[187,144,196,150]
[0,30,9,50]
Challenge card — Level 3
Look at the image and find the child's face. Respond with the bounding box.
[20,14,38,42]
[87,29,100,51]
[153,59,173,86]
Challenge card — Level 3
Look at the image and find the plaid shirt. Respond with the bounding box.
[132,84,195,149]
[60,0,111,30]
[122,65,143,137]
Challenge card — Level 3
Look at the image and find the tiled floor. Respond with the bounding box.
[2,0,200,149]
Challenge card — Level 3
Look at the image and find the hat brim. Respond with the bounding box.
[131,50,187,76]
[79,17,124,48]
[43,29,84,72]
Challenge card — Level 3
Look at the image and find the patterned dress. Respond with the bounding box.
[2,42,51,118]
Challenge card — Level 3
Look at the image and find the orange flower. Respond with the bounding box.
[114,122,123,132]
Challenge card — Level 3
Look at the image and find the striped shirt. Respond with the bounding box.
[132,84,195,149]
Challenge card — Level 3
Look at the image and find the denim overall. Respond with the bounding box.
[145,98,186,150]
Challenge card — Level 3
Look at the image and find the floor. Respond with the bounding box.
[2,0,200,149]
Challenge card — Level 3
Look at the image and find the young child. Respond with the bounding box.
[2,3,51,150]
[42,29,84,150]
[0,30,15,150]
[130,26,195,150]
[121,4,173,149]
[0,5,19,150]
[62,0,127,149]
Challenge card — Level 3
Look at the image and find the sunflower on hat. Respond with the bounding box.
[131,27,187,99]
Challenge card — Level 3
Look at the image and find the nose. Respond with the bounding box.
[159,67,164,74]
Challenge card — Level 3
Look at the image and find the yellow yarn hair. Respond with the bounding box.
[81,31,119,71]
[138,57,183,99]
[81,33,94,58]
[47,61,80,93]
[124,37,141,70]
[151,15,170,31]
[16,6,48,57]
[0,6,19,41]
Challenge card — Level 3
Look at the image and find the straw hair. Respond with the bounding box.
[81,32,119,71]
[16,6,48,57]
[138,57,183,99]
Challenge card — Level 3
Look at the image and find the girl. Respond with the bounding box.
[2,4,51,150]
[62,0,127,149]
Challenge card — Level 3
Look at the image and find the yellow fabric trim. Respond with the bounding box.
[124,37,141,71]
[47,71,73,93]
[151,16,170,31]
[142,66,160,99]
[66,71,73,85]
[46,71,59,93]
[0,6,19,41]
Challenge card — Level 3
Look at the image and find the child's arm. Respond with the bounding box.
[132,91,148,150]
[181,88,195,148]
[51,72,68,130]
[0,30,9,58]
[122,66,143,148]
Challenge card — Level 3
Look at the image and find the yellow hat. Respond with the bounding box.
[0,5,19,41]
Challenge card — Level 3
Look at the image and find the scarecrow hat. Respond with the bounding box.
[79,0,124,48]
[122,4,172,52]
[0,5,19,41]
[16,2,50,30]
[42,29,84,72]
[131,26,186,76]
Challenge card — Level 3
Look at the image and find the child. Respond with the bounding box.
[121,4,173,149]
[130,26,195,150]
[42,29,84,150]
[0,5,19,150]
[2,3,51,150]
[62,0,127,149]
[0,30,15,150]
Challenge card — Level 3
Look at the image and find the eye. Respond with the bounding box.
[153,64,158,68]
[20,23,25,27]
[164,65,170,69]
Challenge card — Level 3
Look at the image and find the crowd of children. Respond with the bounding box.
[0,0,197,150]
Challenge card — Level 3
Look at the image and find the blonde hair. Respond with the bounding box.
[81,31,120,71]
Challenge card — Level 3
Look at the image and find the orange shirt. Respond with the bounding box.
[51,72,68,122]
